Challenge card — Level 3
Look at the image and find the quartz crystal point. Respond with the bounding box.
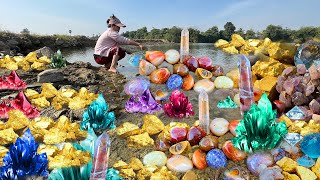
[198,90,210,134]
[90,131,111,180]
[180,28,189,63]
[238,55,254,115]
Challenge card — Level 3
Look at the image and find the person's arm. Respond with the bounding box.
[127,40,144,50]
[110,32,144,50]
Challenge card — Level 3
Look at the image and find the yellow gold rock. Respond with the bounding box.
[116,122,142,137]
[32,117,55,129]
[6,110,29,130]
[268,43,297,64]
[60,89,77,98]
[24,52,37,63]
[248,39,261,47]
[24,89,40,99]
[214,39,230,48]
[239,43,257,55]
[0,128,18,145]
[137,168,153,180]
[37,56,51,64]
[51,95,70,110]
[129,157,144,171]
[276,157,298,173]
[37,144,59,157]
[222,46,239,54]
[13,56,24,62]
[182,170,197,180]
[28,125,49,142]
[300,126,319,136]
[0,121,5,130]
[150,166,178,180]
[226,68,257,88]
[230,34,246,48]
[113,160,129,169]
[17,60,31,71]
[0,146,8,166]
[311,157,320,179]
[48,143,91,169]
[120,168,136,179]
[31,97,51,108]
[127,132,154,148]
[31,61,46,71]
[43,127,67,144]
[289,121,307,133]
[282,172,301,180]
[68,96,87,109]
[252,58,289,78]
[279,115,293,127]
[254,76,278,100]
[142,115,164,135]
[40,83,58,99]
[296,166,317,180]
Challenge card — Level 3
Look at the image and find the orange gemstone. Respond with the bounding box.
[222,141,246,162]
[195,68,213,79]
[150,68,171,84]
[145,51,165,66]
[228,120,240,136]
[199,135,219,152]
[253,88,263,102]
[192,149,208,170]
[173,63,189,77]
[169,141,191,155]
[182,74,194,91]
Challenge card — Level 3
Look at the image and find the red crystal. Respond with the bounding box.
[170,127,188,143]
[163,90,194,118]
[197,56,213,71]
[273,100,286,115]
[183,56,198,72]
[187,126,206,146]
[0,71,27,90]
[10,92,40,119]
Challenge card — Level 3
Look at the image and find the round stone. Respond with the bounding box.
[158,61,174,74]
[173,63,189,77]
[124,76,150,96]
[199,135,219,152]
[165,49,180,64]
[182,74,194,91]
[193,79,215,93]
[246,152,274,176]
[166,74,183,91]
[294,41,320,69]
[214,76,234,89]
[166,155,193,173]
[192,149,208,170]
[197,56,213,71]
[183,56,198,72]
[139,59,156,76]
[150,68,171,84]
[210,118,229,136]
[187,126,206,146]
[145,51,165,66]
[222,140,247,162]
[228,120,240,136]
[212,65,224,76]
[143,151,167,167]
[206,149,227,169]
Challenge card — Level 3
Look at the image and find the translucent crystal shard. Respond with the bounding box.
[180,28,189,63]
[286,106,306,120]
[90,131,111,180]
[238,55,254,115]
[198,90,210,134]
[283,133,303,147]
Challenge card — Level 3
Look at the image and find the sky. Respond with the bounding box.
[1,0,320,36]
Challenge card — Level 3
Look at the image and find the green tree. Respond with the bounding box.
[245,29,256,39]
[263,25,291,41]
[293,27,318,43]
[204,26,220,42]
[236,28,245,37]
[20,28,30,35]
[135,27,148,39]
[223,22,236,40]
[164,26,181,42]
[188,28,201,43]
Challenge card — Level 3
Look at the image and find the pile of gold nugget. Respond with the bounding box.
[0,52,51,71]
[25,83,98,110]
[0,110,90,168]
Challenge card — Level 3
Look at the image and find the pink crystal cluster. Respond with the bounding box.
[163,90,194,118]
[276,64,320,120]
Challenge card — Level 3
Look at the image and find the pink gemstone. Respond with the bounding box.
[183,56,198,72]
[197,56,213,71]
[170,127,188,143]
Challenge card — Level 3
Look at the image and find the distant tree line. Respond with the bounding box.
[122,22,320,43]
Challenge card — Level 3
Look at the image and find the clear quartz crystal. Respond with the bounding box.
[199,90,210,134]
[238,55,254,115]
[90,131,111,180]
[180,28,189,63]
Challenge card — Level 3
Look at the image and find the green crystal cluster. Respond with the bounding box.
[231,93,288,153]
[217,96,238,108]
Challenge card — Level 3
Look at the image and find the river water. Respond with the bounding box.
[63,43,239,79]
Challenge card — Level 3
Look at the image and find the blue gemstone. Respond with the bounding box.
[297,155,316,168]
[206,149,227,169]
[166,74,183,91]
[129,54,143,67]
[300,133,320,158]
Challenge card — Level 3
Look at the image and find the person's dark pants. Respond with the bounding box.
[94,46,126,68]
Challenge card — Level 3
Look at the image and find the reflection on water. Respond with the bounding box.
[63,43,239,79]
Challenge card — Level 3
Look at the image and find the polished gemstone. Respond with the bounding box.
[169,141,191,155]
[297,155,316,168]
[124,76,150,96]
[206,149,227,169]
[170,127,188,143]
[173,63,189,77]
[143,151,167,167]
[166,155,193,173]
[211,65,224,77]
[182,74,194,91]
[183,56,198,72]
[300,133,320,158]
[165,49,180,64]
[150,68,171,84]
[192,149,208,170]
[145,51,165,66]
[195,68,213,79]
[166,74,183,91]
[199,135,219,152]
[209,118,229,136]
[214,76,234,89]
[228,120,240,136]
[139,59,156,76]
[246,152,274,176]
[193,79,215,93]
[187,126,206,146]
[197,56,213,71]
[222,141,246,162]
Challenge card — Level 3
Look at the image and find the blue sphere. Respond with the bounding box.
[166,74,183,91]
[129,54,143,67]
[206,149,228,168]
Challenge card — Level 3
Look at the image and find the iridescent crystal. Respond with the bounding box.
[90,131,111,180]
[198,90,210,134]
[283,133,303,147]
[238,55,254,115]
[286,106,306,120]
[294,41,320,69]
